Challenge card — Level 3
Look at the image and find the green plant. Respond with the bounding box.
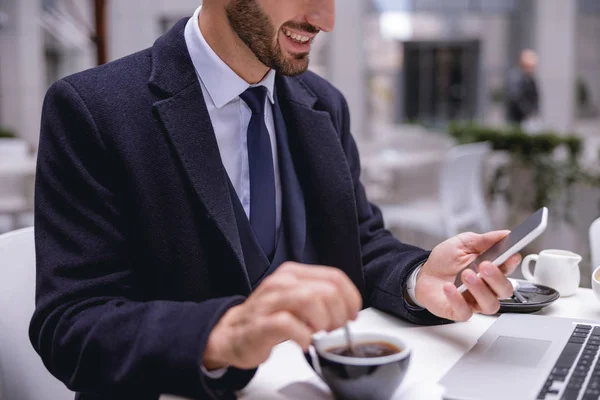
[448,122,600,223]
[0,127,16,139]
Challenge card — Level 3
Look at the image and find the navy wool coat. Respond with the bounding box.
[30,18,444,400]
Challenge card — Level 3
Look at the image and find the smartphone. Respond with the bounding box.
[456,207,548,293]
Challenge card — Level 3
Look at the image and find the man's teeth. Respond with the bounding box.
[283,28,310,44]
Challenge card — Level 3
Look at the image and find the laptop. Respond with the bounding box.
[439,314,600,400]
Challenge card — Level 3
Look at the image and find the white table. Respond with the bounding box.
[237,288,600,400]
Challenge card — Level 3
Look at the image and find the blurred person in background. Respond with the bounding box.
[30,0,521,399]
[506,49,540,129]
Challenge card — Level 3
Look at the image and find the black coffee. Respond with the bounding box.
[326,341,401,358]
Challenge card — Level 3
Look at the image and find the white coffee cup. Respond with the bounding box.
[591,266,600,302]
[521,249,581,297]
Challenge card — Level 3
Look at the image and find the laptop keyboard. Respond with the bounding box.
[538,324,600,400]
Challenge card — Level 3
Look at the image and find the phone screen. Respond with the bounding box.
[454,207,547,288]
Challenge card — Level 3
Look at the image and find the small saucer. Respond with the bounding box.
[498,279,560,313]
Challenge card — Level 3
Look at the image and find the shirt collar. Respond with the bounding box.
[184,6,276,109]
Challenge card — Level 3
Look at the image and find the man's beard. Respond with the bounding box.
[226,0,314,77]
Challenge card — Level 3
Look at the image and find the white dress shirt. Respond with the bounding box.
[184,6,282,232]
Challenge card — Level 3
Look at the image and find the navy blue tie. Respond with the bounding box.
[240,87,276,260]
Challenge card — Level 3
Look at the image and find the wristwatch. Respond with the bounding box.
[407,264,426,309]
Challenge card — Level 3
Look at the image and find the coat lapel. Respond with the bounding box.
[273,92,306,263]
[149,19,250,291]
[275,76,364,290]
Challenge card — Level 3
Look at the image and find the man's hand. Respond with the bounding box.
[415,231,522,322]
[203,262,362,370]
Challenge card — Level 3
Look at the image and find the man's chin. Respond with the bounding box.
[276,56,310,77]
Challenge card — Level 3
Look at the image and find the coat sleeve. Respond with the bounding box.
[336,97,451,326]
[30,79,255,399]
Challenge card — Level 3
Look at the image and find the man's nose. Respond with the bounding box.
[305,0,335,32]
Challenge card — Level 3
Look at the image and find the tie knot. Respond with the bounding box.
[240,86,268,115]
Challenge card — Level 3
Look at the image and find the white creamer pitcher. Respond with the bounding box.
[521,249,581,297]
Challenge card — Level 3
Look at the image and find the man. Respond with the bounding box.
[30,1,521,399]
[506,49,540,127]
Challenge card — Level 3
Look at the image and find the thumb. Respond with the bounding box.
[459,230,510,254]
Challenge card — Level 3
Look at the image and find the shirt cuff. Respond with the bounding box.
[406,263,427,309]
[201,365,229,379]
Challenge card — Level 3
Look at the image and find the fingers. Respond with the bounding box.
[441,283,473,322]
[458,230,510,254]
[235,311,314,367]
[478,262,514,300]
[318,284,351,331]
[446,259,520,320]
[283,263,363,317]
[498,253,522,276]
[321,268,362,323]
[223,261,363,370]
[261,281,341,332]
[460,268,501,315]
[264,311,314,351]
[255,263,361,332]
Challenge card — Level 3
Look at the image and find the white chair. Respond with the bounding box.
[379,142,493,240]
[0,227,74,399]
[590,217,600,271]
[0,139,33,233]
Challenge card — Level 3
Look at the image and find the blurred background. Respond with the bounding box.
[0,0,599,284]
